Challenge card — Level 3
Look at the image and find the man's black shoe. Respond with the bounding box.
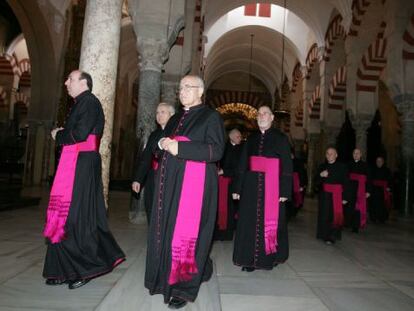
[241,266,255,272]
[45,279,66,285]
[168,297,187,309]
[68,279,90,290]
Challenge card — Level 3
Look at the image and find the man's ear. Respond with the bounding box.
[198,87,204,98]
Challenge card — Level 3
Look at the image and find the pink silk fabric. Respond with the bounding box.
[349,173,367,228]
[43,134,100,244]
[322,183,344,228]
[168,136,206,285]
[218,176,231,230]
[249,156,280,255]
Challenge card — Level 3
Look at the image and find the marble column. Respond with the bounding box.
[129,38,168,224]
[324,126,341,148]
[352,114,372,156]
[161,79,179,106]
[79,0,123,206]
[306,133,320,196]
[395,94,414,216]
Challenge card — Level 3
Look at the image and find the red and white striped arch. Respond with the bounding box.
[305,43,319,79]
[356,33,387,92]
[348,0,371,36]
[18,59,31,87]
[207,90,268,109]
[308,85,321,119]
[291,62,302,93]
[294,100,303,127]
[0,53,19,77]
[328,66,346,110]
[403,14,414,60]
[14,92,30,109]
[324,15,346,61]
[0,86,7,107]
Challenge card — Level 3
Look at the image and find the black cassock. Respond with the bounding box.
[214,141,243,240]
[233,128,292,269]
[369,165,392,223]
[144,104,225,303]
[287,157,307,220]
[346,160,371,230]
[133,127,163,223]
[43,91,125,281]
[315,161,348,242]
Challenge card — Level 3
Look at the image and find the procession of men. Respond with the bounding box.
[47,71,396,309]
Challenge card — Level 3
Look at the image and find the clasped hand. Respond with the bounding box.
[160,137,178,156]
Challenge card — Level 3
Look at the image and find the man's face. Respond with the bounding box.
[326,148,337,163]
[179,77,203,108]
[257,106,274,131]
[64,71,86,98]
[353,149,362,161]
[229,131,242,145]
[156,105,172,127]
[376,157,384,168]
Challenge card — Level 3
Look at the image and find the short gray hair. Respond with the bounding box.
[158,102,175,115]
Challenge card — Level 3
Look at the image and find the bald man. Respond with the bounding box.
[132,102,175,224]
[144,75,225,309]
[315,147,348,244]
[214,128,243,240]
[43,70,125,289]
[346,148,371,232]
[233,105,292,271]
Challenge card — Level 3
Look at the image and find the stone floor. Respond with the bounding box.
[0,188,413,311]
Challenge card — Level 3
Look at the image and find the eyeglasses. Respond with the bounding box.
[179,84,201,92]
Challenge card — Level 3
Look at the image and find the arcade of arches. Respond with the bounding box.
[0,0,413,216]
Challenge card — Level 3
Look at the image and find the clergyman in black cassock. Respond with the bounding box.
[233,106,292,271]
[43,70,125,289]
[144,76,225,308]
[287,152,307,220]
[369,156,392,223]
[132,103,175,224]
[346,148,371,232]
[315,147,348,244]
[214,128,243,240]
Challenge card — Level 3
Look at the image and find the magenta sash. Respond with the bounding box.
[349,173,367,228]
[322,183,344,228]
[168,136,206,285]
[43,135,100,243]
[151,156,159,170]
[372,179,391,210]
[250,156,280,255]
[218,176,231,230]
[293,172,303,208]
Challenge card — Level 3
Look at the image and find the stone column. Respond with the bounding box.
[324,125,341,148]
[306,133,320,196]
[129,38,168,224]
[78,0,123,206]
[161,79,179,106]
[395,94,414,216]
[352,114,372,156]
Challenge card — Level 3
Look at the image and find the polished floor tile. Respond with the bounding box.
[0,190,413,310]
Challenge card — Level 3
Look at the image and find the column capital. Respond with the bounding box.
[394,94,414,122]
[349,111,372,130]
[137,37,168,72]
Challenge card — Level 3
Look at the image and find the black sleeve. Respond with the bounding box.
[279,135,293,199]
[56,100,97,145]
[233,141,249,194]
[178,112,225,162]
[133,130,160,183]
